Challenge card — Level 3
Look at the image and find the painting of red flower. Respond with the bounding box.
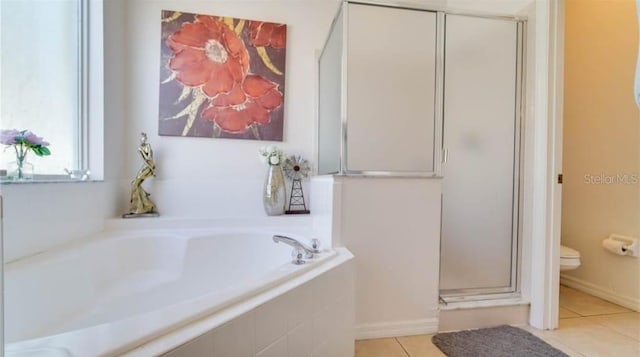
[159,11,286,141]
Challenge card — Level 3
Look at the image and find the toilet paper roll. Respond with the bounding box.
[602,238,628,256]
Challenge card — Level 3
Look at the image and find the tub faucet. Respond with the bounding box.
[272,235,318,262]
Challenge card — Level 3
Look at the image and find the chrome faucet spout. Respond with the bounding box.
[272,235,315,256]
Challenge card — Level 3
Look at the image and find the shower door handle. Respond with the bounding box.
[442,149,449,164]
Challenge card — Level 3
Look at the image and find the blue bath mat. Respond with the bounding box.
[432,325,569,357]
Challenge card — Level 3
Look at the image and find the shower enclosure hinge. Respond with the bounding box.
[557,174,563,184]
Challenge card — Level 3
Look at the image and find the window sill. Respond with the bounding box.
[0,175,103,185]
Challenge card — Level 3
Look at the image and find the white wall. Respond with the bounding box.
[121,0,340,218]
[561,0,640,311]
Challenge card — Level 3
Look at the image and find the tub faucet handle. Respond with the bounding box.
[311,239,321,253]
[291,248,306,265]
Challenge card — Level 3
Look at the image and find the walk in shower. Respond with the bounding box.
[315,0,526,305]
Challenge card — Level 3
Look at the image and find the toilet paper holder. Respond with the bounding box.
[607,234,639,257]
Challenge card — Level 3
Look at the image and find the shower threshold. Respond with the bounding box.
[439,291,523,307]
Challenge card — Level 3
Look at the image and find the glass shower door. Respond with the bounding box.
[439,14,523,298]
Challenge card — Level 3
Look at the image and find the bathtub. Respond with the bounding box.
[5,224,354,356]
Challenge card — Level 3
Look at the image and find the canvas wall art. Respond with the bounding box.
[159,10,286,141]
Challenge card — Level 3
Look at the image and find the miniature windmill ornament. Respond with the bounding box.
[283,155,311,214]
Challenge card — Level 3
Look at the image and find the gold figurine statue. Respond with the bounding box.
[124,132,158,217]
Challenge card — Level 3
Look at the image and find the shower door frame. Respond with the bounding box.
[438,15,527,302]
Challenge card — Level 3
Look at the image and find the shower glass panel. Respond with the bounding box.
[346,4,437,173]
[317,8,343,175]
[440,14,522,298]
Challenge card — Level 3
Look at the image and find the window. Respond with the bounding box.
[0,0,102,180]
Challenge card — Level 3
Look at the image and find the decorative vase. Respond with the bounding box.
[263,164,286,216]
[8,156,34,181]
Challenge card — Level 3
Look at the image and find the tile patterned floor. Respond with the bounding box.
[355,286,640,356]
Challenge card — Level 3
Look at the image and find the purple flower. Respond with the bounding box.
[0,129,20,145]
[0,129,51,158]
[22,130,49,147]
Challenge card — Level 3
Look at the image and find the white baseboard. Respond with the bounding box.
[355,318,439,340]
[560,274,640,312]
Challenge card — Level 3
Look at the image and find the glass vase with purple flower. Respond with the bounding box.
[0,129,51,181]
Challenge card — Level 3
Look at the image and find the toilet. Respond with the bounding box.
[560,245,581,271]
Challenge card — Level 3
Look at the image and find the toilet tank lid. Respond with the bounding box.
[560,245,580,258]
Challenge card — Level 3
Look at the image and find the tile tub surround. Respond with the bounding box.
[5,224,354,357]
[158,258,355,357]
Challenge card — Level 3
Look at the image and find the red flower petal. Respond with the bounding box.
[166,37,186,53]
[201,105,219,121]
[169,48,215,86]
[271,25,287,49]
[245,101,270,124]
[243,75,277,97]
[195,15,224,40]
[238,52,250,76]
[202,66,235,97]
[202,106,253,133]
[256,88,283,110]
[226,58,245,83]
[169,22,211,48]
[248,22,286,48]
[250,22,274,47]
[222,26,246,58]
[248,21,260,34]
[213,84,246,107]
[169,47,205,69]
[174,64,212,87]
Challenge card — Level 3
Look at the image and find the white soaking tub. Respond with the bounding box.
[5,225,355,357]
